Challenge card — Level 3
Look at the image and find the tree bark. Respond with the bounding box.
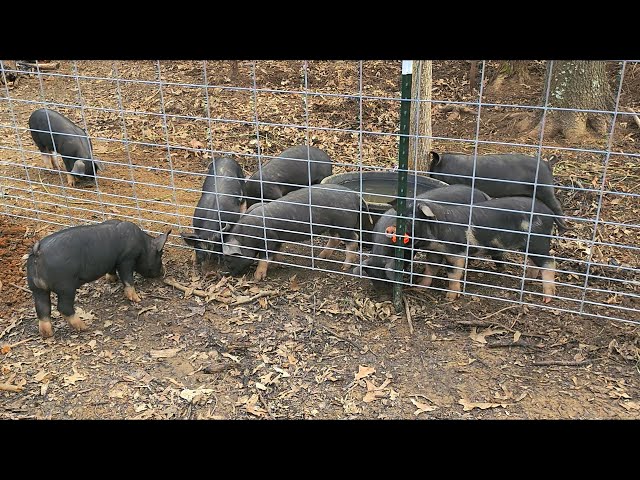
[545,60,613,139]
[489,61,531,93]
[408,60,432,173]
[469,60,478,92]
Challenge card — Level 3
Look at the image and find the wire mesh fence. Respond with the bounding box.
[0,60,638,326]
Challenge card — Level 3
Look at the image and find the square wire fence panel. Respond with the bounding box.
[0,60,638,325]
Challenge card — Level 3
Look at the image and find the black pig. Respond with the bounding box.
[181,157,246,266]
[28,108,102,187]
[245,145,333,206]
[412,196,558,302]
[428,152,570,232]
[26,220,171,338]
[355,185,497,288]
[222,184,370,280]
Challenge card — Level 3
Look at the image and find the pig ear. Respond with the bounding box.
[180,233,200,247]
[153,229,171,252]
[222,242,242,256]
[428,151,440,169]
[94,158,105,171]
[418,204,436,219]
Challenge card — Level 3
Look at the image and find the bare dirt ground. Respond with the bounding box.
[0,60,639,419]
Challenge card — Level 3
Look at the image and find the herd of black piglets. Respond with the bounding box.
[25,108,571,338]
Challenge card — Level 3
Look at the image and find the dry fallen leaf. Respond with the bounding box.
[76,307,95,321]
[273,365,290,377]
[620,401,640,411]
[137,305,157,317]
[150,347,182,359]
[34,370,50,383]
[363,378,392,403]
[411,398,438,415]
[180,387,214,403]
[108,386,126,399]
[289,274,300,291]
[355,365,376,381]
[63,367,86,386]
[513,331,521,343]
[389,388,399,401]
[222,352,240,363]
[243,394,268,418]
[459,398,509,412]
[469,327,506,344]
[1,345,10,355]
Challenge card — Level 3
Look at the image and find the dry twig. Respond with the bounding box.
[403,296,414,335]
[532,359,592,367]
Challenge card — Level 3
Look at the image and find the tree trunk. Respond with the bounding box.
[469,60,478,92]
[545,60,613,139]
[488,61,531,93]
[512,61,530,84]
[408,60,432,173]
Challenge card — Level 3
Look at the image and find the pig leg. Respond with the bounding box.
[342,238,360,271]
[66,173,76,188]
[33,288,54,339]
[40,152,57,170]
[444,254,466,300]
[525,258,540,279]
[267,252,285,270]
[105,270,118,283]
[57,289,87,332]
[239,201,247,214]
[534,259,556,303]
[318,237,341,260]
[490,253,505,272]
[254,258,269,281]
[417,262,439,287]
[53,152,63,170]
[117,262,141,302]
[416,253,442,287]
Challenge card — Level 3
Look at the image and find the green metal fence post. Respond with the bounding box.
[393,60,413,312]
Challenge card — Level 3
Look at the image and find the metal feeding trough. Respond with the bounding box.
[320,171,449,245]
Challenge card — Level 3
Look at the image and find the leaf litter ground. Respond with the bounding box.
[1,61,639,418]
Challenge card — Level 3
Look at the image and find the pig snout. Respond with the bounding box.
[70,160,87,176]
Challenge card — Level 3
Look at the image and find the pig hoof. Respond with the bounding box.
[124,286,141,302]
[39,320,54,339]
[445,291,460,301]
[253,271,266,281]
[66,314,88,332]
[543,296,552,304]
